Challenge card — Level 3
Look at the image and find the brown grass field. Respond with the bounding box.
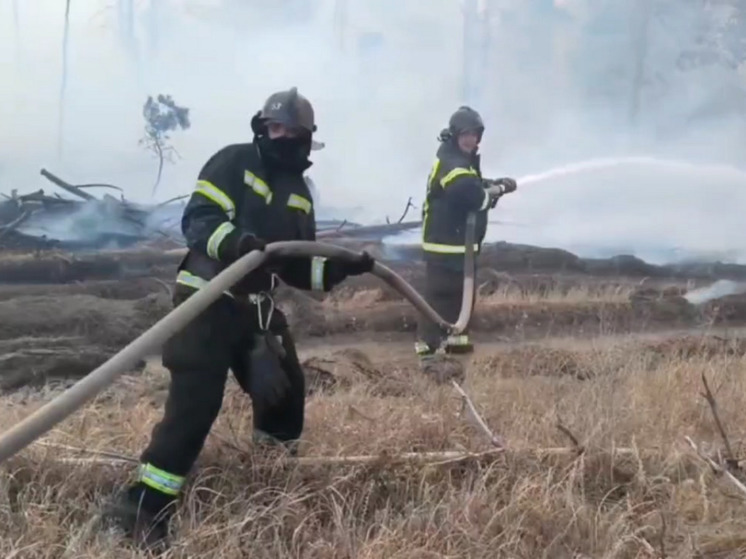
[2,247,746,558]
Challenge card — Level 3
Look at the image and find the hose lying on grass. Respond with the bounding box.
[0,215,478,464]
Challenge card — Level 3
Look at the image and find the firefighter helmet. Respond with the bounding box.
[448,106,484,136]
[258,87,316,134]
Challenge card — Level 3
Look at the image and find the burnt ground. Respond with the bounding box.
[5,241,746,557]
[0,240,745,392]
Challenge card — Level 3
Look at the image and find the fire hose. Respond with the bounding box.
[0,214,478,465]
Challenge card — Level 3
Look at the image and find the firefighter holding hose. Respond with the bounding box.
[415,106,517,364]
[104,87,374,549]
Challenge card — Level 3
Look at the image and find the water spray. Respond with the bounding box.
[516,156,746,187]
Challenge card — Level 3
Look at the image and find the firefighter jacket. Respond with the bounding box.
[175,142,335,297]
[421,140,490,265]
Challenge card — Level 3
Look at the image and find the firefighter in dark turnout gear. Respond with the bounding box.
[415,106,516,359]
[104,87,374,550]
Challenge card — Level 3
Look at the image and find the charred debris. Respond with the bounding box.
[0,170,420,253]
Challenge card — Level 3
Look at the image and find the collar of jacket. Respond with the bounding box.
[437,140,481,173]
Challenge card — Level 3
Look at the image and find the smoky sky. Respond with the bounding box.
[1,0,745,262]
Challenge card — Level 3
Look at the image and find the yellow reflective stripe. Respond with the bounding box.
[446,335,470,346]
[310,256,326,291]
[479,189,490,211]
[426,158,441,188]
[415,341,432,355]
[287,193,312,214]
[244,170,273,203]
[206,221,235,259]
[422,242,479,254]
[440,167,478,188]
[138,463,185,497]
[176,270,209,290]
[195,180,236,219]
[176,270,236,298]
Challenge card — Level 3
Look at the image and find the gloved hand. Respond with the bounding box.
[323,251,375,290]
[237,233,267,255]
[485,177,517,195]
[484,177,517,208]
[340,251,375,276]
[219,231,267,264]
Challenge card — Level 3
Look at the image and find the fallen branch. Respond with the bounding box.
[385,197,416,225]
[684,435,746,498]
[397,197,416,224]
[451,380,505,448]
[0,211,32,239]
[40,169,96,201]
[700,371,739,471]
[21,446,658,470]
[33,441,138,463]
[556,419,584,456]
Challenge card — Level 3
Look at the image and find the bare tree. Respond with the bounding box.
[139,95,191,197]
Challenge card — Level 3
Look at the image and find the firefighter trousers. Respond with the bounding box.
[416,259,476,355]
[132,286,305,510]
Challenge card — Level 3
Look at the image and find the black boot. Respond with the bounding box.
[102,483,175,552]
[253,428,299,457]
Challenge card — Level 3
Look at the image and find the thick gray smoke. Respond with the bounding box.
[0,1,744,262]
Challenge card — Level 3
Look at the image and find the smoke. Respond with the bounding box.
[684,280,746,305]
[0,0,744,261]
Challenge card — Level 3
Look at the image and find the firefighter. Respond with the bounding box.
[104,87,374,549]
[415,106,517,361]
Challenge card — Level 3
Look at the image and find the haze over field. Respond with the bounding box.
[1,0,744,262]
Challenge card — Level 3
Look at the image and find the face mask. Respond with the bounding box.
[257,135,312,172]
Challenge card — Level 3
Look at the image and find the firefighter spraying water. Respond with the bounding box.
[416,106,517,368]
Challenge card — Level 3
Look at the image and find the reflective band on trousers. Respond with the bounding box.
[195,180,236,219]
[138,463,185,496]
[310,256,326,291]
[414,341,432,355]
[422,242,480,254]
[206,221,236,260]
[446,335,470,346]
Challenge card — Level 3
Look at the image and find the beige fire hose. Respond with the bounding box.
[0,214,477,464]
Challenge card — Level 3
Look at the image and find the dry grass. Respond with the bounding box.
[3,333,746,558]
[480,283,635,304]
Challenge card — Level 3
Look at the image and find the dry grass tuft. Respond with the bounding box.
[3,329,746,558]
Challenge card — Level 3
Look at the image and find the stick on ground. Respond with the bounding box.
[451,380,505,448]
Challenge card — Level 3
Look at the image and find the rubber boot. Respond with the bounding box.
[253,428,299,457]
[101,484,175,552]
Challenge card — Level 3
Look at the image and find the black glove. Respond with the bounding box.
[323,251,375,289]
[238,233,267,254]
[484,178,517,209]
[219,231,267,264]
[485,177,517,194]
[341,251,375,276]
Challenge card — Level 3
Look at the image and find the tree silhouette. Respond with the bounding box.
[140,94,191,196]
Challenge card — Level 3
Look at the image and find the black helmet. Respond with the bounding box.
[448,106,484,137]
[258,87,316,134]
